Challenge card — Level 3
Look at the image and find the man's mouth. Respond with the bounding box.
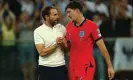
[69,16,72,19]
[55,19,59,22]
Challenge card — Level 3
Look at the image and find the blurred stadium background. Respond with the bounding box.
[0,0,133,80]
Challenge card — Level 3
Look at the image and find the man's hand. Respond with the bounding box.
[56,37,67,48]
[108,67,115,80]
[56,37,65,45]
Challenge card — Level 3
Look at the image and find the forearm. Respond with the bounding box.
[96,39,113,67]
[61,42,70,56]
[65,42,71,55]
[99,48,113,67]
[39,45,57,56]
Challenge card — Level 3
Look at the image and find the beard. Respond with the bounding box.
[49,19,59,27]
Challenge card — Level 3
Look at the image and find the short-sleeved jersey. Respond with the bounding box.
[66,19,102,77]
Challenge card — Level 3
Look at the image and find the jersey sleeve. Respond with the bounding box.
[91,24,102,42]
[34,30,44,44]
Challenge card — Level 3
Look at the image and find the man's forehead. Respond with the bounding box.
[50,9,58,14]
[66,8,74,12]
[50,8,57,12]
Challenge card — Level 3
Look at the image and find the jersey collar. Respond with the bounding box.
[73,18,86,27]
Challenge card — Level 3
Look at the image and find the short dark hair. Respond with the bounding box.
[65,1,83,12]
[41,6,56,21]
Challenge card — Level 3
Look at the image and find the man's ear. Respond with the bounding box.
[45,15,49,20]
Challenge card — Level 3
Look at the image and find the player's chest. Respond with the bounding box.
[68,27,92,42]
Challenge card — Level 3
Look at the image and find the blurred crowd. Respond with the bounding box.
[0,0,133,80]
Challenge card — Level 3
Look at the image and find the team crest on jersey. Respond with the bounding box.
[79,31,84,38]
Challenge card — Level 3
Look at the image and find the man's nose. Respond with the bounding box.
[57,15,59,18]
[67,13,69,17]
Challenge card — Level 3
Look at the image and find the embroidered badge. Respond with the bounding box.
[79,31,84,38]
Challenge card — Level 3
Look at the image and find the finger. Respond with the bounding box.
[57,41,62,43]
[57,37,62,41]
[108,71,111,79]
[111,72,115,80]
[56,38,61,42]
[62,38,66,42]
[57,40,63,44]
[57,38,62,41]
[57,37,63,39]
[59,38,64,42]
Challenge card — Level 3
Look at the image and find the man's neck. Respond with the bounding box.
[75,15,85,26]
[45,21,53,28]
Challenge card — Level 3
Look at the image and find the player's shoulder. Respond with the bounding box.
[86,19,97,26]
[86,19,98,28]
[34,24,45,33]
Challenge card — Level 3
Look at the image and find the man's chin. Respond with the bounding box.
[54,21,59,24]
[52,22,59,26]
